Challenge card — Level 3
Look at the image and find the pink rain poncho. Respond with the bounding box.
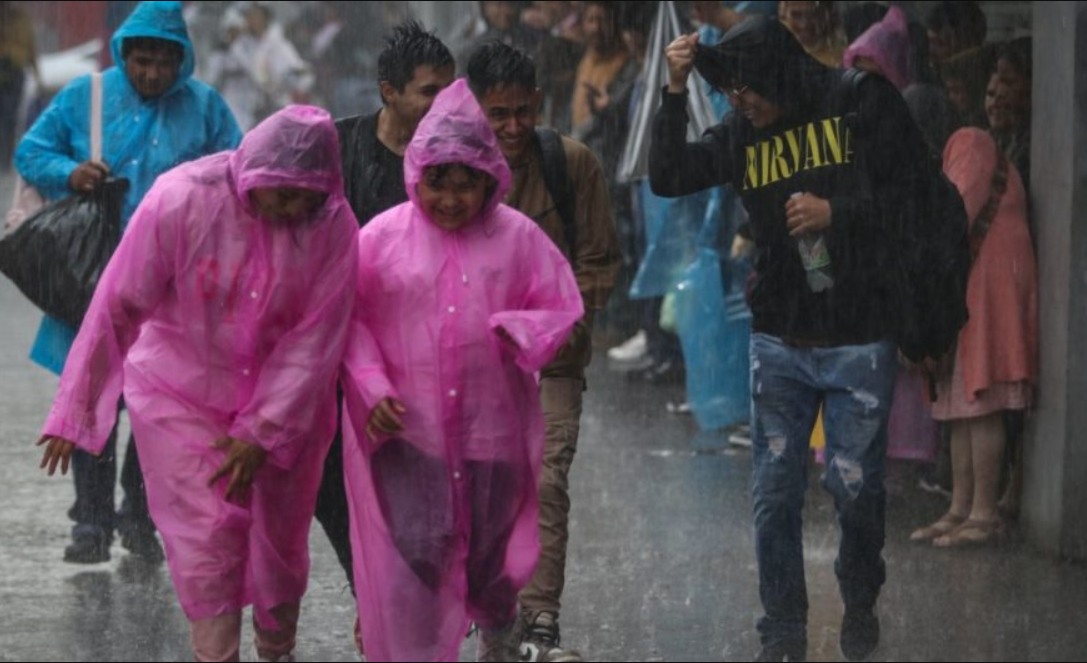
[843,6,914,92]
[341,80,584,662]
[41,105,358,627]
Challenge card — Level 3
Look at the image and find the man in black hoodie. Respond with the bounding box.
[650,16,931,663]
[316,21,455,608]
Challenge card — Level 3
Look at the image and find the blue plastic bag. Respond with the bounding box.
[629,181,711,299]
[672,190,752,431]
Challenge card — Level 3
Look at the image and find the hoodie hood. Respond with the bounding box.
[404,79,512,225]
[229,105,345,215]
[111,1,195,97]
[695,16,831,121]
[843,6,913,91]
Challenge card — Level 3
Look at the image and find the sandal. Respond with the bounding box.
[909,512,966,542]
[933,517,1005,548]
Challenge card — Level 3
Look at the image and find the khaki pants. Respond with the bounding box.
[519,377,584,619]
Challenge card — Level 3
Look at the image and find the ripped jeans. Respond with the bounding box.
[749,333,896,648]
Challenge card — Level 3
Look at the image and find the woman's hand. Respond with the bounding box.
[208,437,268,503]
[366,398,407,442]
[37,435,77,476]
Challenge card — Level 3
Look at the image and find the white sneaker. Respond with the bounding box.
[607,330,648,363]
[728,425,752,448]
[520,612,582,662]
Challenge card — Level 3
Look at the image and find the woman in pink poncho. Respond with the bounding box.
[37,105,358,662]
[341,79,583,663]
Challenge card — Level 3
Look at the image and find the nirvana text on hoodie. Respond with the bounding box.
[742,116,854,191]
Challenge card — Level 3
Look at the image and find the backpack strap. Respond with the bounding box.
[968,148,1009,262]
[839,67,870,127]
[534,127,578,257]
[839,68,871,197]
[841,67,870,98]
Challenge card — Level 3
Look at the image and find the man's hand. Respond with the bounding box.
[665,32,700,94]
[37,435,77,476]
[785,193,832,236]
[208,437,268,503]
[366,398,407,442]
[68,160,110,193]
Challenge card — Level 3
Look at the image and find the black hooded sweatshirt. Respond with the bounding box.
[650,17,931,346]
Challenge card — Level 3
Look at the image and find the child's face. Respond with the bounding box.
[417,165,492,231]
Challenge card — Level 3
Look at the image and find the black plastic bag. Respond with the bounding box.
[0,177,129,329]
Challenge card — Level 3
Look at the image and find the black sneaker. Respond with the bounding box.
[64,532,111,564]
[754,639,807,662]
[840,609,880,661]
[519,612,582,662]
[120,527,165,564]
[477,619,521,662]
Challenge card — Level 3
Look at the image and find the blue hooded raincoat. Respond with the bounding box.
[15,0,242,374]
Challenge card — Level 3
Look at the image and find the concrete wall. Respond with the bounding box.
[1024,1,1087,560]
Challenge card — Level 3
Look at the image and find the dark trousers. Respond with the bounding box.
[372,438,521,626]
[313,428,356,592]
[69,422,153,540]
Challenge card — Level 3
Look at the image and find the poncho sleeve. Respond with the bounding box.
[41,184,178,453]
[340,233,399,453]
[489,222,586,374]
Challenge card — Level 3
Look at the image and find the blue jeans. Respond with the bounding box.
[749,333,897,648]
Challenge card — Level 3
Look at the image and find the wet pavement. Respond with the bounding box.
[2,175,1087,661]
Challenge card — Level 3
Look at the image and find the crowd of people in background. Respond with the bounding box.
[5,2,1039,662]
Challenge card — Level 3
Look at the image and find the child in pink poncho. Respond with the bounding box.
[341,79,584,662]
[36,105,358,662]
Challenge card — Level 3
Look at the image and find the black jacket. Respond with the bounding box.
[650,27,931,345]
[335,110,408,227]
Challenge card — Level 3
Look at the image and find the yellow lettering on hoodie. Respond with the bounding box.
[744,145,760,191]
[784,129,803,174]
[761,140,773,186]
[804,122,825,169]
[740,117,852,190]
[771,135,792,180]
[822,117,843,164]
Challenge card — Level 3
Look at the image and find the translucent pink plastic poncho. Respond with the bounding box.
[843,6,914,92]
[341,80,584,662]
[42,105,358,627]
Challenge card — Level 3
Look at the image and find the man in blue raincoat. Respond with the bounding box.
[15,0,242,564]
